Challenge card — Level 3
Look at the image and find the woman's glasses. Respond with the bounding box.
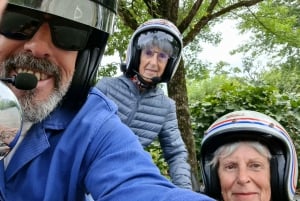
[0,5,93,51]
[141,48,170,63]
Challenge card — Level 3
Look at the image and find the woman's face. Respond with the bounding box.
[218,144,271,201]
[138,47,169,82]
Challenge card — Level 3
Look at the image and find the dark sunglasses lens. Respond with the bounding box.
[51,25,90,51]
[0,11,39,40]
[0,7,91,51]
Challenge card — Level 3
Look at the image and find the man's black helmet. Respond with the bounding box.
[122,18,183,83]
[7,0,118,106]
[200,110,298,201]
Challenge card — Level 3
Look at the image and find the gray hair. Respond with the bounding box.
[209,141,272,168]
[137,31,174,56]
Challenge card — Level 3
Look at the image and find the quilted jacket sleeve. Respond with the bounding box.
[158,98,192,189]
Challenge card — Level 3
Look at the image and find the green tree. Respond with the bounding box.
[232,0,300,90]
[102,0,265,190]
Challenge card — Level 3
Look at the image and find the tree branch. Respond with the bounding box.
[118,1,139,30]
[178,0,204,32]
[144,0,160,18]
[183,0,264,46]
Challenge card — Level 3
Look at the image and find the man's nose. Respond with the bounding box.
[23,23,53,58]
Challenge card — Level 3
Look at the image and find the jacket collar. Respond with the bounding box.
[119,75,165,97]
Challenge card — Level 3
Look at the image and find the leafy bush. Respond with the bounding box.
[146,140,170,179]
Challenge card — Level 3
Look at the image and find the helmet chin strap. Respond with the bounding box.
[133,74,157,89]
[132,70,161,89]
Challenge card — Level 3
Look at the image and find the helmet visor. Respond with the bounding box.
[8,0,116,34]
[0,4,93,50]
[136,30,181,59]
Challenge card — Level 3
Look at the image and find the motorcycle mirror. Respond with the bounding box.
[0,81,22,159]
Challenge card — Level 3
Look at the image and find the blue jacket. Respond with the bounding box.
[96,75,192,189]
[0,87,214,201]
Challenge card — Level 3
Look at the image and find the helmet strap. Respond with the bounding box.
[131,74,157,90]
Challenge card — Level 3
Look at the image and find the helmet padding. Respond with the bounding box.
[64,46,105,107]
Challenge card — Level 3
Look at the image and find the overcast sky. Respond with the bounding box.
[197,19,251,67]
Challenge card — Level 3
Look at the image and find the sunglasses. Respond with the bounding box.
[0,5,93,51]
[141,48,170,63]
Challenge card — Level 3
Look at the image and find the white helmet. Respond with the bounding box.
[200,110,298,201]
[122,18,183,84]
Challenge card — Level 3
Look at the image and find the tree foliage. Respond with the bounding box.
[232,0,300,78]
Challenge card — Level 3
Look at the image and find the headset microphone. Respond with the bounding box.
[0,73,38,90]
[133,70,161,84]
[151,76,161,84]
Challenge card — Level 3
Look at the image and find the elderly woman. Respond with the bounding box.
[97,19,192,189]
[200,110,298,201]
[210,141,272,201]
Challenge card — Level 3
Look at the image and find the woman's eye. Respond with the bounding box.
[145,49,154,56]
[249,163,262,169]
[224,164,236,170]
[158,52,169,59]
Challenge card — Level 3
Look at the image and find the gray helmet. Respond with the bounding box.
[122,18,183,84]
[200,110,298,201]
[7,0,118,106]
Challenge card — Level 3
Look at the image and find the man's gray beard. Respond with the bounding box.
[1,53,72,123]
[19,84,70,123]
